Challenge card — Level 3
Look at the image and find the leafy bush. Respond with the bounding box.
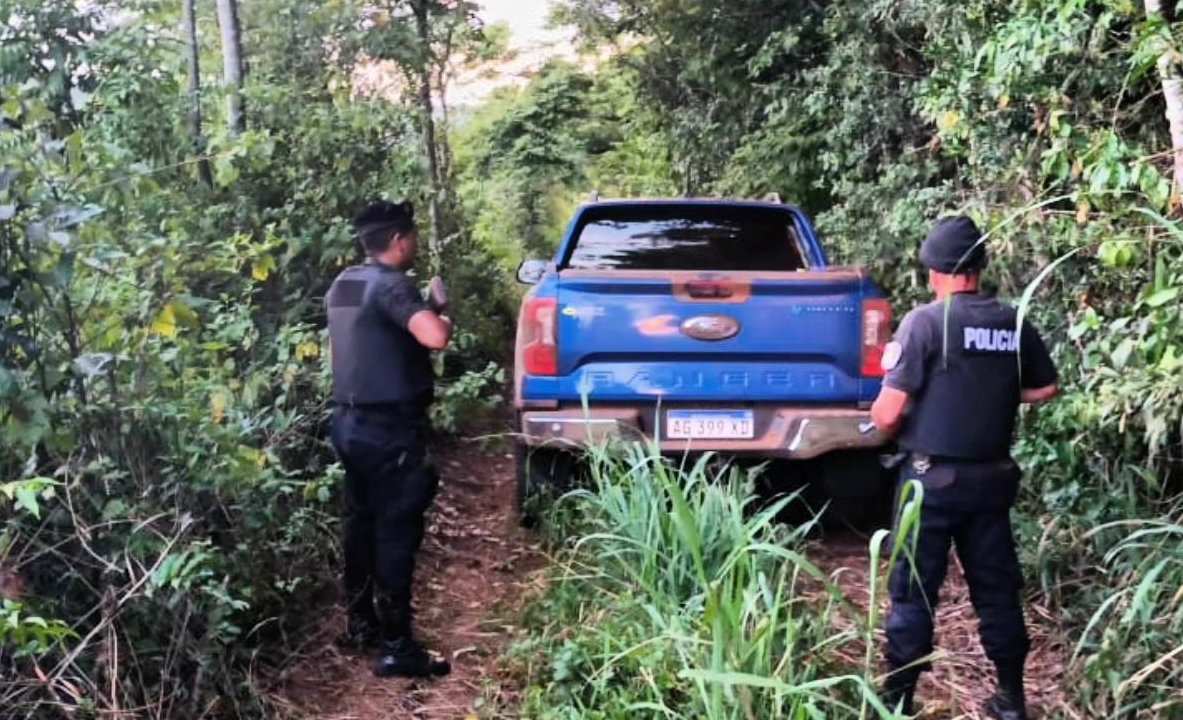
[431,360,507,435]
[0,1,513,716]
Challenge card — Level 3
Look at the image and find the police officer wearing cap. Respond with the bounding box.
[325,200,453,678]
[871,216,1058,719]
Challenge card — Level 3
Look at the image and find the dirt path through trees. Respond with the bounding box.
[272,438,545,719]
[271,438,1069,720]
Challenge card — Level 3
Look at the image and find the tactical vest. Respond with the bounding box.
[897,294,1026,460]
[325,262,433,409]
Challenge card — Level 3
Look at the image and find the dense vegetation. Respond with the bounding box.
[1,0,508,715]
[465,0,1183,717]
[3,0,1183,718]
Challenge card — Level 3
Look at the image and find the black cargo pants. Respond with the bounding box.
[885,456,1030,679]
[330,405,439,636]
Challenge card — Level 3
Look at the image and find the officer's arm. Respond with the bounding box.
[1020,383,1057,404]
[871,387,909,436]
[1019,321,1058,405]
[379,278,453,351]
[408,310,453,351]
[872,309,930,437]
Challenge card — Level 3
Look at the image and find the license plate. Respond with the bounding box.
[666,410,754,440]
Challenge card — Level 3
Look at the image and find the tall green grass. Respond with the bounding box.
[1069,504,1183,718]
[508,440,915,720]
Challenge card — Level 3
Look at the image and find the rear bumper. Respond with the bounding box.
[518,405,888,459]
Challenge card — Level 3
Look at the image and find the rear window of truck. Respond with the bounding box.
[563,205,808,271]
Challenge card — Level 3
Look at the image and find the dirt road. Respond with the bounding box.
[273,437,545,719]
[274,436,1068,719]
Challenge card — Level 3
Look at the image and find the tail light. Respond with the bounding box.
[522,297,558,376]
[861,298,892,378]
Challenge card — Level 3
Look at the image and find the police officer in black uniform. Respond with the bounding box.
[325,200,453,678]
[871,216,1059,719]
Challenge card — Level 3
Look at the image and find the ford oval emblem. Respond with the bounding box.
[681,315,740,341]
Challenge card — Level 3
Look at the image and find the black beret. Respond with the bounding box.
[919,216,987,274]
[353,199,414,229]
[353,200,417,253]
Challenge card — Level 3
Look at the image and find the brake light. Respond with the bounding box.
[861,298,892,378]
[522,297,558,376]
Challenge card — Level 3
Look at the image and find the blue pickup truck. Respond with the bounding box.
[513,197,893,519]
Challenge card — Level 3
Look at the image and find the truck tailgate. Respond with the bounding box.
[554,269,870,403]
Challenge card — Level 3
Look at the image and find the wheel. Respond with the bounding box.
[514,443,576,527]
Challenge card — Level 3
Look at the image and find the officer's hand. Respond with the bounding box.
[427,276,448,313]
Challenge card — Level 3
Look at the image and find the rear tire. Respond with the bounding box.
[818,451,894,531]
[514,443,576,527]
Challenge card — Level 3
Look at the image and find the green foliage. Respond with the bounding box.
[508,442,905,719]
[0,0,504,716]
[1072,509,1183,717]
[453,59,676,266]
[455,62,596,261]
[0,0,101,122]
[0,478,55,519]
[431,332,506,435]
[529,0,1183,716]
[555,0,833,194]
[0,600,75,658]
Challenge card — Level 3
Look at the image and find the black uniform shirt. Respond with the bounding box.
[325,260,433,408]
[883,293,1057,460]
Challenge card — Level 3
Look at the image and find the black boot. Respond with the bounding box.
[880,669,918,715]
[373,595,450,679]
[984,663,1029,720]
[373,636,451,678]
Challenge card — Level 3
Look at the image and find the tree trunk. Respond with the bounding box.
[215,0,245,134]
[1158,62,1183,196]
[182,0,213,186]
[1146,0,1183,200]
[434,22,457,189]
[436,63,454,187]
[413,0,445,273]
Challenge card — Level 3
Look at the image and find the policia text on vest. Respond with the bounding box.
[325,200,454,679]
[963,326,1019,353]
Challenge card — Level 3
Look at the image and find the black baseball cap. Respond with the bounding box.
[919,215,987,274]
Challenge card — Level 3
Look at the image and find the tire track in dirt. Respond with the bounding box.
[272,434,546,719]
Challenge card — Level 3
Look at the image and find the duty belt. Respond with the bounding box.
[336,398,429,416]
[884,452,1013,476]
